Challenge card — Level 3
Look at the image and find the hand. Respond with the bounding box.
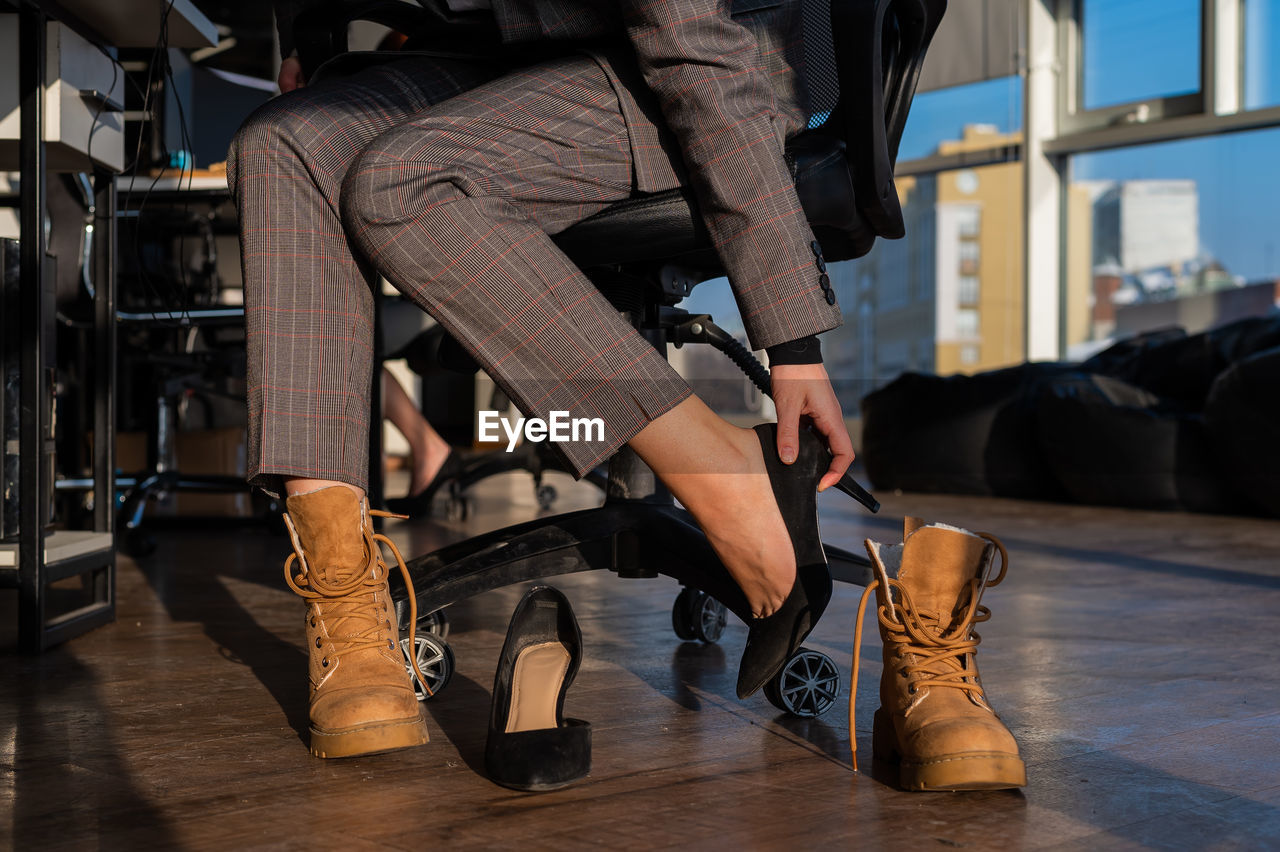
[278,56,306,94]
[770,363,854,491]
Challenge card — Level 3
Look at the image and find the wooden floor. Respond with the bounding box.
[4,471,1280,850]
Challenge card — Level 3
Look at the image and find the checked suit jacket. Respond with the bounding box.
[274,0,842,352]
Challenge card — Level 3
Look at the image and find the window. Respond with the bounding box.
[955,309,981,338]
[898,77,1022,163]
[958,240,980,276]
[1245,0,1280,109]
[958,275,980,305]
[1067,126,1280,353]
[1080,0,1201,111]
[954,204,981,237]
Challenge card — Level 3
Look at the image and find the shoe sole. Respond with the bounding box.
[890,753,1027,791]
[310,713,429,759]
[873,710,1026,791]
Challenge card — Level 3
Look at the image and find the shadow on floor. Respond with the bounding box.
[3,649,180,847]
[132,527,311,746]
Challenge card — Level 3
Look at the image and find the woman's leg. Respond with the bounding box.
[342,58,796,616]
[628,397,795,617]
[382,366,452,495]
[227,56,501,758]
[227,56,496,497]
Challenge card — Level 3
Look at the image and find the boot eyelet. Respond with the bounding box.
[309,618,316,628]
[322,657,329,667]
[387,640,394,650]
[385,619,392,630]
[315,637,322,648]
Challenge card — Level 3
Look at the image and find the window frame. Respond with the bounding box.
[884,0,1280,369]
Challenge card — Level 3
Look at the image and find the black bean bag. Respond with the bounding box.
[1082,317,1280,409]
[1080,326,1187,379]
[1035,373,1234,513]
[1204,346,1280,517]
[860,363,1071,498]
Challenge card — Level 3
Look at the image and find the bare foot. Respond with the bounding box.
[630,399,796,617]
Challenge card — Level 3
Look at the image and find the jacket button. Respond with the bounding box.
[825,290,837,305]
[819,273,831,290]
[810,240,822,257]
[816,256,826,273]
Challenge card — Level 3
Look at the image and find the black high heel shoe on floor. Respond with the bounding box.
[386,449,465,516]
[735,423,878,699]
[485,586,591,792]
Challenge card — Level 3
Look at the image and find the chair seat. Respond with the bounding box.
[551,187,713,269]
[552,131,871,270]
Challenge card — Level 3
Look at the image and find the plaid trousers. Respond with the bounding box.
[229,55,691,494]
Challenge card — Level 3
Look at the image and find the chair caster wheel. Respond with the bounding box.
[692,593,727,643]
[395,603,450,639]
[421,608,450,640]
[672,587,698,640]
[445,495,470,521]
[400,632,454,701]
[671,587,727,644]
[763,648,839,718]
[535,483,557,510]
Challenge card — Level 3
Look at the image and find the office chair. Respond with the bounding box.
[295,0,945,717]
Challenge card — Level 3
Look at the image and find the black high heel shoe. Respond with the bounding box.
[735,423,878,699]
[385,449,465,516]
[485,586,591,792]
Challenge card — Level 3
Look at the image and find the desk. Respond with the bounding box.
[44,0,217,49]
[118,174,231,194]
[2,0,216,652]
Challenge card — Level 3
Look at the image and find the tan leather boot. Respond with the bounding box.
[282,486,429,758]
[851,518,1026,791]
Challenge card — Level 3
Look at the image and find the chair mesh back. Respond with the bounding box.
[802,0,840,128]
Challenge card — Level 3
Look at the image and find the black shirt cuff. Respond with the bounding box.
[766,335,822,366]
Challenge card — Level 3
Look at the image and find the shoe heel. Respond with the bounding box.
[833,470,879,514]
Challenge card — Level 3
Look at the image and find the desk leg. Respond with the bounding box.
[14,11,117,651]
[17,4,49,654]
[90,167,117,620]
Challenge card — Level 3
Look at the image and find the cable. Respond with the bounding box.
[127,0,201,327]
[160,20,200,317]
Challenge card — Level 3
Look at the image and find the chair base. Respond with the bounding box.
[391,449,871,630]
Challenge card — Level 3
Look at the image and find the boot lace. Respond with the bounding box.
[283,509,432,696]
[848,532,1008,771]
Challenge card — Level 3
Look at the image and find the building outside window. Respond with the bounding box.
[688,1,1280,421]
[1068,127,1280,356]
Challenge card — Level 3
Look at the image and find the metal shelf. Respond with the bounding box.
[0,530,113,573]
[7,2,117,653]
